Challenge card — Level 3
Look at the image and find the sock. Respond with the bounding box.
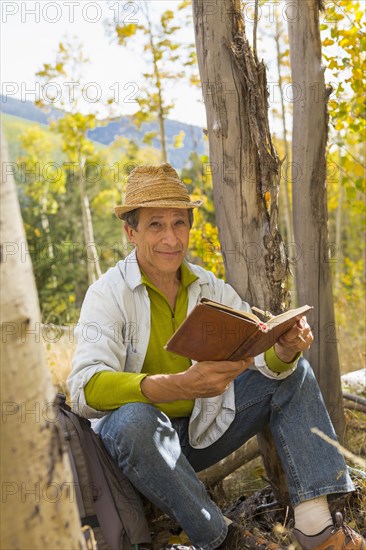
[294,496,333,535]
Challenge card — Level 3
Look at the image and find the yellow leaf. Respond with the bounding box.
[264,191,271,213]
[355,164,364,177]
[339,38,350,47]
[355,8,363,22]
[353,68,363,80]
[328,59,339,70]
[167,531,191,545]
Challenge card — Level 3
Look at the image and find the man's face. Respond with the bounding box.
[124,208,191,277]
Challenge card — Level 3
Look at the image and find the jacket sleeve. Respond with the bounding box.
[67,279,130,418]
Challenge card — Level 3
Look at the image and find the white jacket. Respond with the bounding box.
[67,249,298,448]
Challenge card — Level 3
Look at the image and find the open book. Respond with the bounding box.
[165,298,313,361]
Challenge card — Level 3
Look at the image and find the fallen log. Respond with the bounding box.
[198,437,260,487]
[343,401,366,414]
[343,392,366,413]
[343,393,366,406]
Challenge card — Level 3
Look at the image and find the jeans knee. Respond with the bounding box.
[272,357,322,420]
[100,403,182,471]
[296,357,316,384]
[288,357,325,412]
[100,402,164,444]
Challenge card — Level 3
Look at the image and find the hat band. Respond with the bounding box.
[125,181,190,206]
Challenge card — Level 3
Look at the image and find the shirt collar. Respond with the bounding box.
[121,249,201,291]
[141,261,198,290]
[180,262,199,288]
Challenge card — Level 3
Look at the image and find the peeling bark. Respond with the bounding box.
[193,0,288,313]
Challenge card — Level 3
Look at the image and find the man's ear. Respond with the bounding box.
[124,223,136,243]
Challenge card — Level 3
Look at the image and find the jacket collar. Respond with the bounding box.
[120,249,143,291]
[120,248,212,291]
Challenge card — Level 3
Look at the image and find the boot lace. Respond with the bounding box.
[333,512,356,547]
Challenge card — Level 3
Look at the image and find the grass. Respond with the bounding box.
[337,318,366,376]
[43,337,74,398]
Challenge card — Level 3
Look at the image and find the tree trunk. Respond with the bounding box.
[274,13,298,306]
[40,193,58,289]
[78,162,102,285]
[193,0,288,311]
[145,5,168,163]
[193,0,289,501]
[0,134,85,549]
[286,0,345,439]
[157,107,168,164]
[334,147,344,292]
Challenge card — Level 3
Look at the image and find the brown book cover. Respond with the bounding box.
[165,298,313,361]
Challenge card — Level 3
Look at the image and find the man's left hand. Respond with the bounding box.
[275,316,313,363]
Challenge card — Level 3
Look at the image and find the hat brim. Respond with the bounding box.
[114,199,203,219]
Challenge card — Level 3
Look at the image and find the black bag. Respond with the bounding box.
[56,394,151,550]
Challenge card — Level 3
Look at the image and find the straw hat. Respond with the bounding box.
[114,163,203,218]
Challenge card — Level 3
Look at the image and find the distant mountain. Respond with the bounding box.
[1,95,59,125]
[1,95,207,170]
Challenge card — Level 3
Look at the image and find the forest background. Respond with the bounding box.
[1,0,365,388]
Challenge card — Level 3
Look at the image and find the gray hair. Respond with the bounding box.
[122,208,194,230]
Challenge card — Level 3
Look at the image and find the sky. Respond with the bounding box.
[1,1,209,127]
[2,0,338,134]
[1,0,356,135]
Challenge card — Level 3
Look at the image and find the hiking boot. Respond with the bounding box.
[217,522,282,549]
[293,512,366,549]
[163,524,282,549]
[163,545,193,549]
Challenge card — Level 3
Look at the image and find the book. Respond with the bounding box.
[165,298,313,361]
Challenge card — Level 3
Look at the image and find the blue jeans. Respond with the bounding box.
[98,359,354,550]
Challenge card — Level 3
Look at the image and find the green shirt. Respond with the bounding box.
[140,263,198,416]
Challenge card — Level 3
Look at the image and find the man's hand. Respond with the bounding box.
[179,358,253,398]
[275,315,313,363]
[140,357,253,403]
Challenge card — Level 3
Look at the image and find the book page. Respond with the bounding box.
[266,304,313,328]
[200,298,262,323]
[200,298,312,328]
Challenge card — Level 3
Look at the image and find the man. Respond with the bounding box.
[68,163,364,550]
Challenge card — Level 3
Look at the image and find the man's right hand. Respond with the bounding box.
[140,357,252,403]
